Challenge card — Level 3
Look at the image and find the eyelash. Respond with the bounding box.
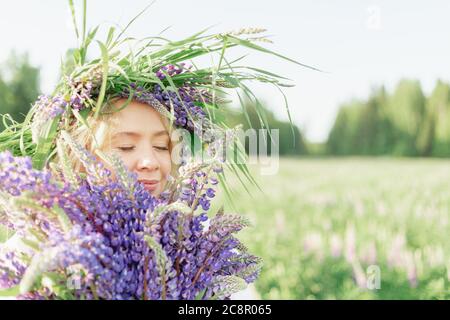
[117,146,168,152]
[118,146,135,152]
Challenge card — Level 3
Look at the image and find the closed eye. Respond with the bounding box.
[154,146,169,151]
[117,146,135,152]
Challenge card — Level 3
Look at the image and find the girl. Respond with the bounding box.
[0,1,307,300]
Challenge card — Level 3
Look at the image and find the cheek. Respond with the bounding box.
[101,143,136,172]
[157,152,172,178]
[115,152,137,171]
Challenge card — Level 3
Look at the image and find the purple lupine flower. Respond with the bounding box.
[68,77,95,110]
[120,81,207,134]
[0,150,260,300]
[155,63,190,80]
[30,95,67,143]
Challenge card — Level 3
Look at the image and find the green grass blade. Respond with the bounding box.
[32,115,61,170]
[68,0,80,42]
[225,35,322,72]
[94,41,109,118]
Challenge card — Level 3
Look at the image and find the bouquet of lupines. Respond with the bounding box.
[0,129,261,300]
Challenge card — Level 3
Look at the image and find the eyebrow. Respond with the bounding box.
[111,130,169,139]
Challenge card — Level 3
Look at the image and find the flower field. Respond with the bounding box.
[217,157,450,299]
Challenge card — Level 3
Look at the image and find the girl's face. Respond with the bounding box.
[103,98,172,197]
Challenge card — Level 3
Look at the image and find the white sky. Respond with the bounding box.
[1,0,450,142]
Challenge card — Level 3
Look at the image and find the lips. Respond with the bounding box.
[139,179,160,192]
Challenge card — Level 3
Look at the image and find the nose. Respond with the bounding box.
[136,152,160,172]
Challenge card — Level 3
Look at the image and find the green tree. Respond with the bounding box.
[216,98,308,156]
[427,80,450,156]
[326,100,366,155]
[386,79,426,156]
[326,79,438,157]
[0,51,41,131]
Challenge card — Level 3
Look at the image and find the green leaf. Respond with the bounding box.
[0,224,14,243]
[149,26,216,60]
[194,288,207,300]
[217,171,237,211]
[94,41,109,118]
[32,115,61,170]
[225,35,322,72]
[0,285,20,297]
[105,26,116,48]
[82,0,87,44]
[53,204,73,233]
[84,25,100,50]
[274,83,296,147]
[56,138,79,190]
[20,237,41,251]
[114,0,156,43]
[210,275,247,300]
[239,66,292,80]
[68,0,80,42]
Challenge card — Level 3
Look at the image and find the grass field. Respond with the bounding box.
[218,157,450,299]
[1,157,448,299]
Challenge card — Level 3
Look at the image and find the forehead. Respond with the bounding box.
[110,99,169,138]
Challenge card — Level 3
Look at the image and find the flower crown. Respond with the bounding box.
[0,5,317,195]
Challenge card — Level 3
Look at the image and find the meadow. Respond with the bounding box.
[218,157,450,299]
[1,157,448,299]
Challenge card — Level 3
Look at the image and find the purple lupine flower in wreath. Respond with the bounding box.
[119,81,207,134]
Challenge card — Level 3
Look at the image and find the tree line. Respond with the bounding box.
[327,79,450,157]
[2,51,448,158]
[0,52,40,131]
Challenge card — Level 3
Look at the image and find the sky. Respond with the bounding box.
[1,0,450,142]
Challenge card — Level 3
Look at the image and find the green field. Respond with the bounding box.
[1,157,448,299]
[219,157,450,299]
